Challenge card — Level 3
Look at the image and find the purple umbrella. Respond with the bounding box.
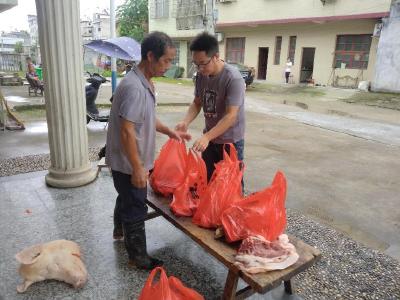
[84,37,141,61]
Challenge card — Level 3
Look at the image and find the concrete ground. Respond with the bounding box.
[0,81,399,299]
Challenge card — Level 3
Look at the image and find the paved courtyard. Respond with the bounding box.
[0,81,399,299]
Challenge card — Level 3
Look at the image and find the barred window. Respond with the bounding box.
[288,36,297,63]
[274,36,282,65]
[155,0,169,18]
[226,37,245,64]
[334,35,372,69]
[172,41,180,66]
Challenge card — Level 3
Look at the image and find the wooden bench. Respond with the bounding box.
[145,189,322,299]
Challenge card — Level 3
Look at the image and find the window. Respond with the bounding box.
[334,34,372,69]
[98,28,101,32]
[288,36,297,63]
[226,37,245,64]
[155,0,169,18]
[176,0,204,30]
[274,36,282,65]
[172,41,180,66]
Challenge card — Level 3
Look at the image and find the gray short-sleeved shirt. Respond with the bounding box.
[106,66,156,174]
[195,63,245,144]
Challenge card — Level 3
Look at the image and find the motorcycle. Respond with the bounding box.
[85,72,109,124]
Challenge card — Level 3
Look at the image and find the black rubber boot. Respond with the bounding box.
[122,221,163,270]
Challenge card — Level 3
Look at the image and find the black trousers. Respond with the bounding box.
[112,170,148,224]
[201,140,245,191]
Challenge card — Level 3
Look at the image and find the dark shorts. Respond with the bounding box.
[202,139,245,190]
[112,170,148,223]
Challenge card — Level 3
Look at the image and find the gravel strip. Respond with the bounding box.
[0,154,399,299]
[0,148,102,177]
[286,210,400,300]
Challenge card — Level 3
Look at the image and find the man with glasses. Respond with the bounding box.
[175,32,246,188]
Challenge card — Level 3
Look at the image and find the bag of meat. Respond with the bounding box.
[192,144,244,228]
[221,171,286,242]
[138,267,204,300]
[234,234,299,274]
[150,139,188,197]
[170,150,208,217]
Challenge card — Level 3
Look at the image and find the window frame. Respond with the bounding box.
[274,36,282,65]
[287,36,297,64]
[154,0,169,19]
[333,34,372,69]
[225,37,246,64]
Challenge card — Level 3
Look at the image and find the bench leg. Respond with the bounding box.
[284,280,294,294]
[222,270,239,300]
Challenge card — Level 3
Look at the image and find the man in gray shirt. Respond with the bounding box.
[176,32,245,186]
[106,32,190,270]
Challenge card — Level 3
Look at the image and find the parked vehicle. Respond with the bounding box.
[192,62,255,87]
[85,72,109,124]
[229,62,255,87]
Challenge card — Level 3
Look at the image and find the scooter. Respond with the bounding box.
[85,72,109,124]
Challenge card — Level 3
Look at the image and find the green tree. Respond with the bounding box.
[14,41,24,54]
[117,0,148,42]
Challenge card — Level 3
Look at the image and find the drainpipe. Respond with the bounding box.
[204,0,216,35]
[110,0,117,93]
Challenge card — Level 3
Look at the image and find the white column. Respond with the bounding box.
[36,0,97,188]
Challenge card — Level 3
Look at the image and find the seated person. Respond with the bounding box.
[26,57,44,91]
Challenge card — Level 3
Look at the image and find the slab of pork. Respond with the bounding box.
[234,234,299,274]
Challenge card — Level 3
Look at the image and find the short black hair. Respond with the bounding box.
[190,32,219,57]
[141,31,174,61]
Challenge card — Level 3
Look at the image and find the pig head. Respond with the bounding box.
[15,239,88,293]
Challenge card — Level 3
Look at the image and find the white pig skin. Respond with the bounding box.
[15,240,88,293]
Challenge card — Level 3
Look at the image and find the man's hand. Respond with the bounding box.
[175,121,188,132]
[192,135,210,152]
[131,166,147,188]
[169,129,192,142]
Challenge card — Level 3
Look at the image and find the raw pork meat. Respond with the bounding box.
[234,234,299,274]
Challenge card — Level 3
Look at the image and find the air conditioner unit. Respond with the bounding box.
[373,22,383,37]
[215,32,224,43]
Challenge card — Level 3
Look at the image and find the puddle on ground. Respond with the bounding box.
[5,96,28,103]
[327,109,350,117]
[295,102,308,110]
[25,122,48,134]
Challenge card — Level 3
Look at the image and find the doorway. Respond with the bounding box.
[300,47,315,83]
[257,47,269,80]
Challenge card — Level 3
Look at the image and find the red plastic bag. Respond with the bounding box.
[192,144,244,228]
[150,139,188,196]
[221,171,287,242]
[138,267,204,300]
[170,150,208,216]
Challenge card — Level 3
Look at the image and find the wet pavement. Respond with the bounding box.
[0,169,398,300]
[245,96,400,147]
[0,82,399,299]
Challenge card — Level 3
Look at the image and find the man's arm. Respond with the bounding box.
[120,118,147,188]
[156,118,192,141]
[175,96,202,132]
[192,105,239,152]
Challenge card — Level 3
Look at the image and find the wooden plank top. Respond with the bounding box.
[147,190,322,294]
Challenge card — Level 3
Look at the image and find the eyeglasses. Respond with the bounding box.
[192,57,213,68]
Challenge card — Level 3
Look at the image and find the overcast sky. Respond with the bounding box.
[0,0,125,32]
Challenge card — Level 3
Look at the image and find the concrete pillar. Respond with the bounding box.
[35,0,97,187]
